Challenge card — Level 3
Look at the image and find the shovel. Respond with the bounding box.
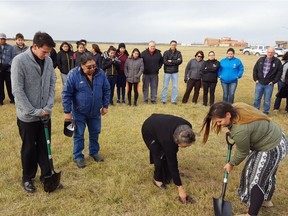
[41,116,62,193]
[213,133,235,216]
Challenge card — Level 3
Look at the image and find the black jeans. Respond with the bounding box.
[202,81,217,106]
[17,118,51,182]
[182,79,201,103]
[0,67,14,103]
[127,82,139,104]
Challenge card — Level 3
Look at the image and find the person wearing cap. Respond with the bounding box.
[62,53,110,168]
[116,43,129,104]
[11,32,57,193]
[0,33,14,105]
[12,33,29,57]
[141,41,163,104]
[141,114,196,204]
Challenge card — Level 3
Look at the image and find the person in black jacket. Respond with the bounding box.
[161,40,183,104]
[102,46,121,105]
[141,41,163,104]
[200,51,220,106]
[141,114,195,204]
[57,42,74,86]
[49,48,58,69]
[253,47,283,115]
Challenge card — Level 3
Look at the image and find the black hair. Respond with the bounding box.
[92,44,102,55]
[80,53,95,65]
[107,46,117,53]
[227,48,235,54]
[15,33,24,40]
[33,31,55,48]
[195,50,204,59]
[170,40,177,44]
[79,39,87,45]
[131,48,141,58]
[201,102,237,143]
[60,41,71,51]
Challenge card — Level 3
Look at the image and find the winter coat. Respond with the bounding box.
[141,49,163,75]
[57,50,74,74]
[93,53,103,69]
[124,57,144,83]
[116,52,128,73]
[200,59,220,83]
[62,66,110,116]
[102,51,121,76]
[253,56,283,85]
[12,44,29,57]
[218,57,244,84]
[163,49,182,73]
[184,58,204,81]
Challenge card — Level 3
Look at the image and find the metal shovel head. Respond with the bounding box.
[43,171,62,192]
[213,197,232,216]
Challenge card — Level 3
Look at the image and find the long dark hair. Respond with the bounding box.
[200,102,237,143]
[92,44,102,55]
[131,48,141,58]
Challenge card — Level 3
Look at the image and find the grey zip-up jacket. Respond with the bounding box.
[124,57,144,83]
[184,58,204,81]
[11,48,57,122]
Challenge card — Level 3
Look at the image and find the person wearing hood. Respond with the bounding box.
[102,46,121,105]
[141,41,163,104]
[218,48,244,104]
[116,43,129,104]
[57,42,74,86]
[12,33,29,57]
[200,51,220,106]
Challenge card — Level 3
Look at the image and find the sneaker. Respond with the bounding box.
[122,100,125,103]
[273,109,279,112]
[262,200,274,208]
[22,180,36,193]
[116,100,120,103]
[144,100,148,104]
[171,102,177,105]
[151,101,156,104]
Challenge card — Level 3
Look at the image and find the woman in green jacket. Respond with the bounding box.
[201,102,288,216]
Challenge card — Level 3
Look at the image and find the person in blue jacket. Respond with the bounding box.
[218,48,244,104]
[62,53,110,168]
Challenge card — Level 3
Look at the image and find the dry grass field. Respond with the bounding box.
[0,42,287,216]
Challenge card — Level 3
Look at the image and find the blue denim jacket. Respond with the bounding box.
[62,66,110,116]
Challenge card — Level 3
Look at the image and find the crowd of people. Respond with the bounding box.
[1,31,288,215]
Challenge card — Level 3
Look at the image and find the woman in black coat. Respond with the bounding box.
[141,114,195,204]
[200,51,220,106]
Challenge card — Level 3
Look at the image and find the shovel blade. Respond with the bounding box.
[43,171,62,192]
[213,197,232,216]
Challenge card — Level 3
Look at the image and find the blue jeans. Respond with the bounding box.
[73,112,101,160]
[253,83,274,114]
[221,81,238,104]
[161,72,178,103]
[273,80,286,110]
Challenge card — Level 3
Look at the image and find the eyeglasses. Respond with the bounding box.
[197,55,203,58]
[84,65,97,70]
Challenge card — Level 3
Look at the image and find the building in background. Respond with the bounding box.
[204,37,248,47]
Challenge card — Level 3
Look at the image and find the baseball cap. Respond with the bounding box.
[0,33,7,39]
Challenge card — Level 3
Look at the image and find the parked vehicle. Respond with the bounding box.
[251,45,269,56]
[241,46,255,55]
[274,47,286,57]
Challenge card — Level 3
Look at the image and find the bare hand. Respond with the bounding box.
[41,110,49,117]
[65,113,72,121]
[224,163,233,173]
[255,80,259,83]
[101,108,108,116]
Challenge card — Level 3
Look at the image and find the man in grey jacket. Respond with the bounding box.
[11,32,57,193]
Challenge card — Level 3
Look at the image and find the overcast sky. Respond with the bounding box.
[1,0,288,45]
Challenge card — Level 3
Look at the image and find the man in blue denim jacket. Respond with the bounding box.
[62,53,110,168]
